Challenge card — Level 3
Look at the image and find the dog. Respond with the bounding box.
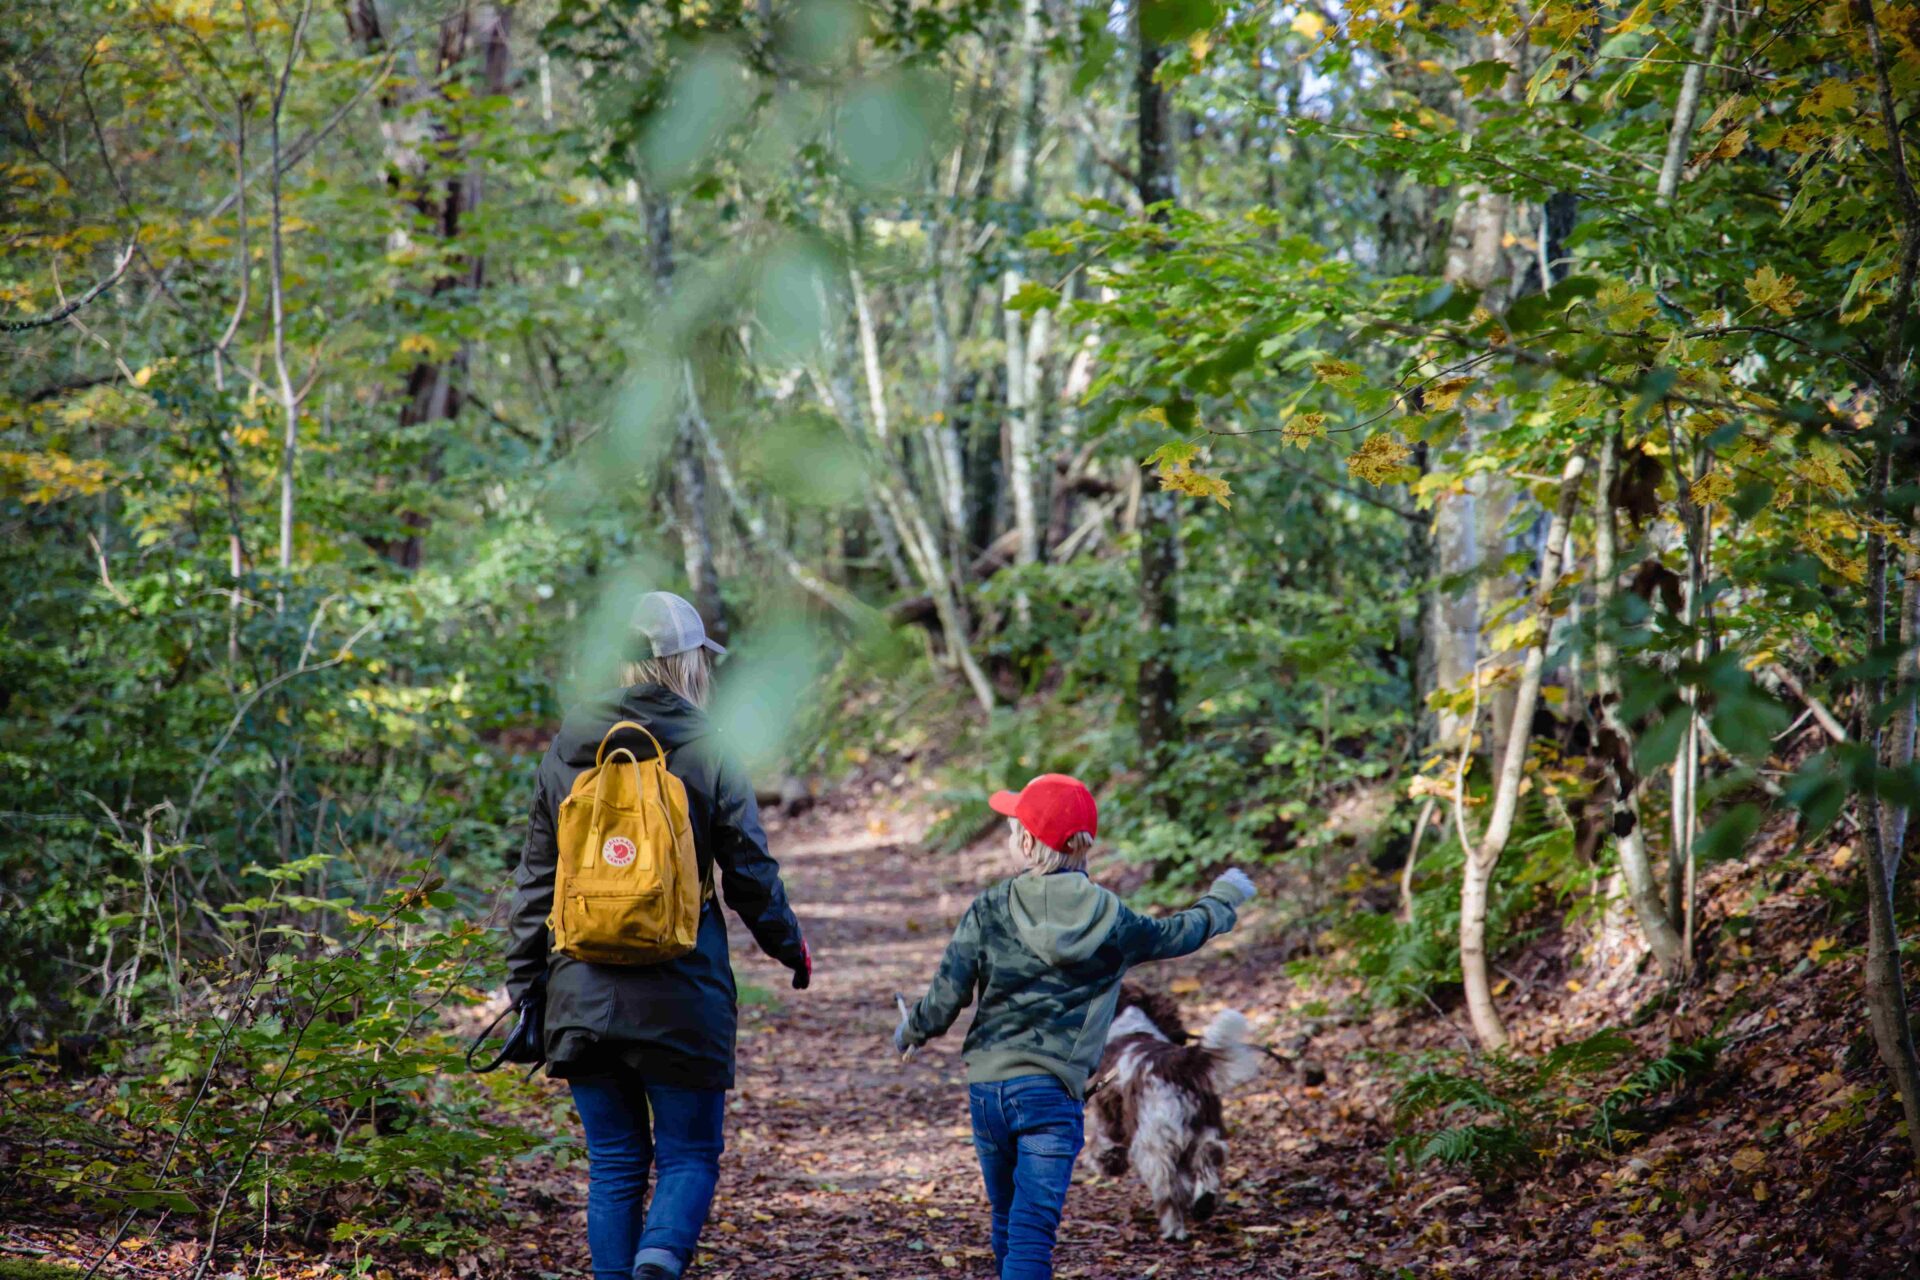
[1087,983,1262,1241]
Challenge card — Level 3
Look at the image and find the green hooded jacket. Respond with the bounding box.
[902,871,1237,1099]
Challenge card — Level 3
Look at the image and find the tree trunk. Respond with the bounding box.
[1593,429,1685,968]
[1666,433,1709,960]
[1002,0,1048,576]
[1860,433,1920,1169]
[1461,452,1587,1050]
[1427,35,1518,752]
[1655,1,1725,206]
[1134,8,1181,793]
[824,265,996,711]
[345,1,511,570]
[647,195,727,640]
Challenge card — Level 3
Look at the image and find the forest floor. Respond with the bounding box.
[7,787,1920,1278]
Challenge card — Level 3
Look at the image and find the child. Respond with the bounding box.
[893,773,1256,1280]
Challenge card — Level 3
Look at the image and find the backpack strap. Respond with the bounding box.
[598,719,668,765]
[596,718,713,906]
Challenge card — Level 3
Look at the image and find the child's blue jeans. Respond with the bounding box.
[569,1074,725,1280]
[968,1074,1085,1280]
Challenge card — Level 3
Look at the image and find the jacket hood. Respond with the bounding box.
[553,684,709,769]
[1006,873,1120,966]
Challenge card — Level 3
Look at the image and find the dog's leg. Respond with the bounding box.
[1188,1128,1228,1222]
[1130,1082,1193,1241]
[1088,1092,1129,1178]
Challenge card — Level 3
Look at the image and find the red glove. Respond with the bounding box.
[792,938,812,990]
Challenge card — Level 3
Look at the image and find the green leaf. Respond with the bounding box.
[1143,439,1202,469]
[1140,0,1218,45]
[1005,281,1060,315]
[1457,59,1514,97]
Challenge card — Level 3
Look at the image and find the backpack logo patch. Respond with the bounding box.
[602,835,637,868]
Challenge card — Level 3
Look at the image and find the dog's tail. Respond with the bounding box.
[1197,1009,1263,1092]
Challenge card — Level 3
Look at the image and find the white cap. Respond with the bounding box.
[631,591,727,658]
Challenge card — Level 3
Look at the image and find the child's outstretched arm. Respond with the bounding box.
[898,901,985,1053]
[1115,868,1258,964]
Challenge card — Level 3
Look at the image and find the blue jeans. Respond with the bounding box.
[569,1075,725,1280]
[969,1075,1085,1280]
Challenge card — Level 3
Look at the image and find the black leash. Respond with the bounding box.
[466,980,547,1077]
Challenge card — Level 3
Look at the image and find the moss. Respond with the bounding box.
[0,1258,88,1280]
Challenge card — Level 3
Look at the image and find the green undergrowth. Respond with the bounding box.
[0,1259,86,1280]
[2,856,553,1264]
[1383,1029,1724,1186]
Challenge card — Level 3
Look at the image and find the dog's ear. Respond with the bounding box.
[1126,984,1192,1043]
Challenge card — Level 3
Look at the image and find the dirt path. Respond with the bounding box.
[662,801,1328,1280]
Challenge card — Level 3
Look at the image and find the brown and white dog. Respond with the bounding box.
[1087,984,1263,1240]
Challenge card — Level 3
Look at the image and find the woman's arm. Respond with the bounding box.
[708,752,808,975]
[506,766,558,1004]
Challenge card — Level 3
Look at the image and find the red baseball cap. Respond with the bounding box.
[988,774,1099,853]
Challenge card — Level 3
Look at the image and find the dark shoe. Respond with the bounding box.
[634,1267,675,1280]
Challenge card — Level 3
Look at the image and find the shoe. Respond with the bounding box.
[633,1267,675,1280]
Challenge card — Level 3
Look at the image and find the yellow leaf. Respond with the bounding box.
[1170,977,1202,995]
[1689,468,1733,508]
[1425,377,1474,411]
[1565,978,1584,993]
[1281,412,1327,450]
[1290,11,1327,37]
[1492,976,1512,996]
[1744,265,1805,317]
[132,366,153,387]
[1701,94,1754,136]
[1157,461,1234,509]
[1346,433,1416,487]
[1800,80,1856,119]
[1488,615,1543,653]
[1730,1146,1766,1175]
[1808,935,1838,962]
[1692,124,1749,167]
[1608,0,1654,32]
[1187,30,1212,61]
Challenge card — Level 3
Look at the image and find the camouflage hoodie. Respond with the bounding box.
[901,871,1237,1099]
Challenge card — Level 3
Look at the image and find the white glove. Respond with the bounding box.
[1209,868,1257,908]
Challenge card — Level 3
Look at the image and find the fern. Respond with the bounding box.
[1386,1029,1722,1185]
[1392,1069,1519,1124]
[1538,1028,1636,1081]
[1587,1036,1722,1146]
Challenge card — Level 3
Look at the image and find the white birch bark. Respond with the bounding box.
[1461,453,1586,1051]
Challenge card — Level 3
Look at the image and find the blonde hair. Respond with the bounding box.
[621,648,711,708]
[1012,819,1095,876]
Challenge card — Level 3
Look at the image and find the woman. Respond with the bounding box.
[507,591,812,1280]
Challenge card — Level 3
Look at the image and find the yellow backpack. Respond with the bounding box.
[549,720,707,965]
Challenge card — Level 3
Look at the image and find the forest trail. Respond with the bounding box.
[504,797,1342,1280]
[485,794,1919,1280]
[10,791,1916,1280]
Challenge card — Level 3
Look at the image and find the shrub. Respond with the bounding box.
[1385,1030,1722,1185]
[2,858,542,1265]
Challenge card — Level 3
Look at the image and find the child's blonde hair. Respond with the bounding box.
[621,648,711,709]
[1013,820,1095,875]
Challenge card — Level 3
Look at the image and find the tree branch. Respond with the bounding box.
[0,243,134,334]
